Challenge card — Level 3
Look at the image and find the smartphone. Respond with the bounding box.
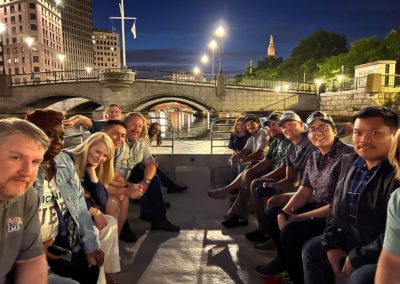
[256,186,277,198]
[47,245,72,262]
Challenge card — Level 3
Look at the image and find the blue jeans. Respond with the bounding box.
[302,236,376,284]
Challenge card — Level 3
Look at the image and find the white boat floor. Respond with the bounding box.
[113,181,274,284]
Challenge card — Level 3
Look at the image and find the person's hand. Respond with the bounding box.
[138,180,149,192]
[110,175,128,188]
[128,183,144,199]
[86,165,98,183]
[327,249,348,274]
[93,210,108,230]
[43,239,60,260]
[342,256,355,278]
[86,249,104,268]
[62,118,75,129]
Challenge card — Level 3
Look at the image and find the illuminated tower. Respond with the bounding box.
[267,34,275,58]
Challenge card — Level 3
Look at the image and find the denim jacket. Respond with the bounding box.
[34,152,100,254]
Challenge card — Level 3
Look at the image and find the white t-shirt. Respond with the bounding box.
[39,178,67,242]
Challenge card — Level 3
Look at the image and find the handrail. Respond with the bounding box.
[210,117,237,154]
[64,126,91,149]
[261,94,299,111]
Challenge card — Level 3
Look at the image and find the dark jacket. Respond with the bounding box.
[321,153,397,269]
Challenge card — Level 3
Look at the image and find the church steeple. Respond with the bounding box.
[267,34,275,58]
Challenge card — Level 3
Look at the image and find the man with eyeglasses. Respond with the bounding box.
[63,104,122,133]
[302,106,399,284]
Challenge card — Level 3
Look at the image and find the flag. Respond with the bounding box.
[131,20,136,39]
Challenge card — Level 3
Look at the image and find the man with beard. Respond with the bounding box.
[0,118,49,283]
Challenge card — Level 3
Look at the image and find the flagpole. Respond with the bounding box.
[120,0,126,67]
[110,0,136,69]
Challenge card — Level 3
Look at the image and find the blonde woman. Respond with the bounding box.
[67,132,120,284]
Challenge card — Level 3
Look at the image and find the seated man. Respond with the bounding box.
[246,111,316,243]
[0,118,49,283]
[208,116,268,201]
[302,106,399,284]
[210,112,290,228]
[113,112,180,232]
[27,109,104,284]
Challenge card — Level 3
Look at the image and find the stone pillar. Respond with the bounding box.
[0,73,11,97]
[366,73,382,93]
[216,74,225,97]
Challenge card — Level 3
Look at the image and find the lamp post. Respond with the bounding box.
[0,22,6,74]
[214,26,225,74]
[24,37,34,82]
[200,54,209,79]
[57,54,65,81]
[208,39,217,77]
[193,66,200,83]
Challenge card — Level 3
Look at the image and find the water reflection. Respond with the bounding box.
[148,109,207,139]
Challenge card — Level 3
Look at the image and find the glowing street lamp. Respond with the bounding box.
[214,26,226,74]
[85,66,93,74]
[201,54,209,65]
[208,39,218,76]
[192,66,201,75]
[314,78,323,94]
[24,37,35,80]
[57,54,65,70]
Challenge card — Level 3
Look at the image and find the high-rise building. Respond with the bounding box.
[0,0,64,75]
[93,28,121,70]
[267,34,275,58]
[61,0,94,71]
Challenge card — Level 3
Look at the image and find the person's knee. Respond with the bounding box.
[347,264,376,284]
[106,197,120,215]
[302,236,321,262]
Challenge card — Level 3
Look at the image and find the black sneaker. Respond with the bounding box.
[119,220,137,243]
[221,214,248,228]
[254,240,276,252]
[167,185,188,194]
[151,220,180,232]
[245,229,270,242]
[255,257,284,277]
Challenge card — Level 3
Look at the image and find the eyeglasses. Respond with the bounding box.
[307,124,330,134]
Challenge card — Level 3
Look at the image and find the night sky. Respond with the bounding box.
[92,0,400,75]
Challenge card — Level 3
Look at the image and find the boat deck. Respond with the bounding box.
[114,175,272,284]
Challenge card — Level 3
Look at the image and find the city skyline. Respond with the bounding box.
[93,0,400,75]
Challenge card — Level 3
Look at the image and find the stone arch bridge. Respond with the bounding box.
[0,71,319,116]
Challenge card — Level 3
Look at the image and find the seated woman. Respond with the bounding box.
[255,111,354,284]
[26,109,104,284]
[209,116,268,199]
[145,121,187,194]
[228,116,251,182]
[148,122,163,147]
[67,132,120,284]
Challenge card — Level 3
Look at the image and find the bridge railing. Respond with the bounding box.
[210,117,237,154]
[225,76,316,93]
[134,69,217,85]
[9,69,101,86]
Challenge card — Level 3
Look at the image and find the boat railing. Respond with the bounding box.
[64,125,92,149]
[210,117,237,154]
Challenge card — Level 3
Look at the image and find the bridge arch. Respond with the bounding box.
[124,93,215,113]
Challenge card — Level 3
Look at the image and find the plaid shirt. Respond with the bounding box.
[346,157,379,238]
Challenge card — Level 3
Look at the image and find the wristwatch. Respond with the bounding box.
[277,209,290,220]
[144,178,152,185]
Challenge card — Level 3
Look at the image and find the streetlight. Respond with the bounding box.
[0,22,6,74]
[214,26,226,74]
[337,74,345,90]
[208,39,217,76]
[192,66,200,75]
[57,54,65,81]
[314,78,323,94]
[200,54,209,65]
[24,37,34,82]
